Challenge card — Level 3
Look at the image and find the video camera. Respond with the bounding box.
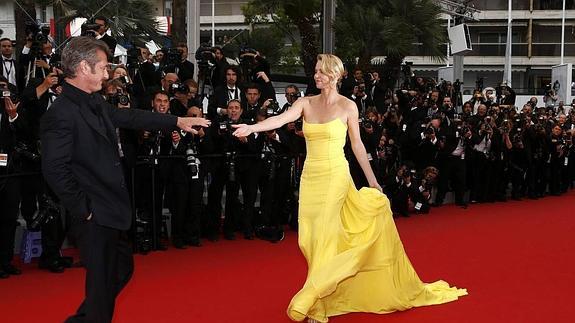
[25,21,51,58]
[161,47,182,70]
[80,20,101,38]
[185,144,200,179]
[195,45,216,69]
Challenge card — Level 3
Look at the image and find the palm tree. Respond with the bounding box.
[334,0,446,89]
[171,0,187,44]
[37,0,165,48]
[243,0,322,77]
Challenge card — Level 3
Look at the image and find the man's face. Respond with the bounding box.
[353,70,363,81]
[430,91,439,102]
[156,51,164,62]
[285,87,298,104]
[162,73,178,91]
[477,105,487,116]
[246,88,260,106]
[140,48,150,61]
[42,42,53,56]
[84,50,109,93]
[225,69,237,86]
[152,93,169,114]
[1,40,13,57]
[442,97,452,107]
[215,49,224,61]
[227,101,242,121]
[552,126,562,136]
[187,86,198,99]
[94,19,107,35]
[178,46,188,60]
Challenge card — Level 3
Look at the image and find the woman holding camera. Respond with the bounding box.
[233,54,466,322]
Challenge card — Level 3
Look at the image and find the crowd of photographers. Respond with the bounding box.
[1,18,575,278]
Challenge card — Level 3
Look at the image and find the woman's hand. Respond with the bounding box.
[369,179,383,193]
[232,124,253,137]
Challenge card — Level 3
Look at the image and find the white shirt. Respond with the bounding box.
[2,56,16,87]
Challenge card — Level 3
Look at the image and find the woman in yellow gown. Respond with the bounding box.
[233,54,467,322]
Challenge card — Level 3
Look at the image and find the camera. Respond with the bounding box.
[265,100,281,117]
[218,119,237,132]
[14,142,40,162]
[287,91,302,100]
[185,144,200,179]
[360,117,373,129]
[195,45,216,68]
[29,194,60,231]
[107,92,130,106]
[80,20,101,38]
[424,126,435,135]
[161,47,182,69]
[294,119,303,131]
[169,82,189,96]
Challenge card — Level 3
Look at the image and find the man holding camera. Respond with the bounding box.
[0,78,24,278]
[205,99,259,240]
[40,37,209,323]
[94,16,117,54]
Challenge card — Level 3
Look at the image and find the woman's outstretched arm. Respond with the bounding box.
[232,97,305,137]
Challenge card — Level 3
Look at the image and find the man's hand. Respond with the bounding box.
[177,117,211,134]
[256,71,270,83]
[42,72,59,88]
[35,60,50,70]
[4,97,19,119]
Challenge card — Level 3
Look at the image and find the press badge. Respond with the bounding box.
[0,153,8,167]
[367,153,373,161]
[414,202,423,210]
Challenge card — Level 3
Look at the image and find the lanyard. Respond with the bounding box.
[3,60,13,78]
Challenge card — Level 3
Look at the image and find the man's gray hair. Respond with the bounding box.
[61,36,110,78]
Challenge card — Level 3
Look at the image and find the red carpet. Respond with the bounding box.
[1,191,575,323]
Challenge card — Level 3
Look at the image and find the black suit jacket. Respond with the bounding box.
[100,34,117,56]
[40,82,178,230]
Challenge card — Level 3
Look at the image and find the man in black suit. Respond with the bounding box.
[94,16,117,56]
[1,38,23,92]
[0,79,24,279]
[40,37,209,323]
[208,65,243,120]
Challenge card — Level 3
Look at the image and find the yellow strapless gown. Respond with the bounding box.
[287,118,467,322]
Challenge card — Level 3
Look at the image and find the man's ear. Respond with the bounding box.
[78,60,89,76]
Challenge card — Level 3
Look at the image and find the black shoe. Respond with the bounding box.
[173,241,187,249]
[186,238,202,247]
[58,256,74,268]
[224,232,236,240]
[155,243,168,251]
[206,233,219,242]
[39,260,65,273]
[2,263,21,275]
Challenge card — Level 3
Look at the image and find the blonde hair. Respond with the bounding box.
[316,54,344,82]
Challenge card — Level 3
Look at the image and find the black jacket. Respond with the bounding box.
[40,82,178,230]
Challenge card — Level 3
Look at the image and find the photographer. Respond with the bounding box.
[376,133,399,184]
[497,83,516,111]
[239,49,271,86]
[548,124,566,195]
[137,90,186,250]
[21,37,56,83]
[384,164,415,217]
[434,116,473,207]
[93,16,117,54]
[0,86,25,278]
[1,38,23,91]
[254,111,292,242]
[208,65,243,120]
[350,82,373,116]
[163,42,195,83]
[211,46,229,89]
[205,99,260,240]
[179,106,210,247]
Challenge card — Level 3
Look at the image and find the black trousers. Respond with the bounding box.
[0,176,20,265]
[436,156,467,205]
[65,219,134,323]
[224,166,257,235]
